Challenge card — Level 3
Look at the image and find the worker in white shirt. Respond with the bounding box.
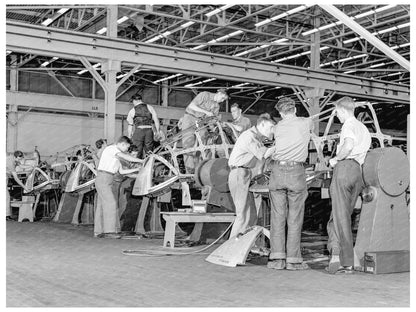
[326,96,371,274]
[227,115,275,238]
[94,136,143,239]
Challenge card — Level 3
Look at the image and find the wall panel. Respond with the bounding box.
[8,111,123,156]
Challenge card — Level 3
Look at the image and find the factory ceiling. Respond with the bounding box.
[6,4,410,103]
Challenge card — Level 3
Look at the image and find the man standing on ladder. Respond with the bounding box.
[127,94,161,159]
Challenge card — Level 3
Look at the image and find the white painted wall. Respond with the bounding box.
[7,111,123,157]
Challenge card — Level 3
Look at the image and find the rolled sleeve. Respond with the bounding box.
[191,93,206,108]
[248,137,267,160]
[126,108,135,125]
[341,123,358,145]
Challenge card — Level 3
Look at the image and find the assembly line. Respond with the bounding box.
[5,4,410,308]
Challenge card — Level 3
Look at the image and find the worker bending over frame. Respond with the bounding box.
[228,115,275,238]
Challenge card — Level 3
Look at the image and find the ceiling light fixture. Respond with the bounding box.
[117,16,129,24]
[302,5,397,36]
[77,63,101,75]
[255,5,311,27]
[343,22,410,44]
[320,53,368,67]
[208,30,243,44]
[181,21,195,28]
[185,78,216,87]
[153,73,183,84]
[205,4,234,17]
[40,57,59,67]
[191,45,207,50]
[41,8,69,26]
[96,27,107,34]
[232,82,250,88]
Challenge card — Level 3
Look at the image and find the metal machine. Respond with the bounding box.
[354,147,410,268]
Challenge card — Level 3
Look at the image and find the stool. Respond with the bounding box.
[11,195,36,222]
[161,212,236,248]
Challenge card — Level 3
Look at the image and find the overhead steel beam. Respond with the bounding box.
[6,91,247,122]
[319,5,410,71]
[6,21,410,103]
[6,90,184,120]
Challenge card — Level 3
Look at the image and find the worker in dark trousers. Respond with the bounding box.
[267,97,313,271]
[326,96,371,274]
[94,136,142,238]
[127,94,161,159]
[228,115,275,238]
[6,151,33,220]
[181,89,228,173]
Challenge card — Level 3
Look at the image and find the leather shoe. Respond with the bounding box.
[335,266,354,274]
[267,259,286,270]
[102,233,122,239]
[286,262,310,270]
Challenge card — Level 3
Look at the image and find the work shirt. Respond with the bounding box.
[185,92,220,118]
[97,145,122,174]
[6,155,17,178]
[228,126,267,168]
[233,115,252,134]
[127,103,154,129]
[272,116,313,163]
[337,116,371,165]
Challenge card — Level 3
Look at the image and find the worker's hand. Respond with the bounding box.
[23,187,29,194]
[329,158,338,167]
[205,111,214,117]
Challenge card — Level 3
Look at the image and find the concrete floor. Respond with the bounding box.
[6,221,409,307]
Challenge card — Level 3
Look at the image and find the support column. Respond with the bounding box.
[161,81,169,107]
[102,5,119,142]
[106,5,118,37]
[102,60,121,142]
[305,8,323,165]
[92,79,96,99]
[8,55,18,152]
[7,105,18,153]
[407,114,410,159]
[308,6,322,135]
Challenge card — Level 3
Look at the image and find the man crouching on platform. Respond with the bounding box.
[267,97,313,271]
[228,115,275,238]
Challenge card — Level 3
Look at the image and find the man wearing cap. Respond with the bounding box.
[181,89,228,173]
[228,115,275,238]
[225,103,252,137]
[267,97,313,271]
[326,96,371,274]
[127,94,161,159]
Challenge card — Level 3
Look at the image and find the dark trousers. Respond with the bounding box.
[269,164,308,263]
[132,128,154,159]
[327,159,364,267]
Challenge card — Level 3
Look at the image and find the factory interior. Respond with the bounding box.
[5,3,411,308]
